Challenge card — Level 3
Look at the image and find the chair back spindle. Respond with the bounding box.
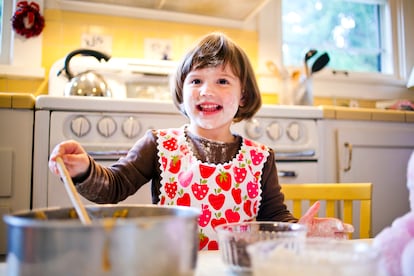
[281,183,372,239]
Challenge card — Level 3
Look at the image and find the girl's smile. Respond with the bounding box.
[196,102,223,113]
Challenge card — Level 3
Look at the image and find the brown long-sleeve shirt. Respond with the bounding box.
[75,127,297,222]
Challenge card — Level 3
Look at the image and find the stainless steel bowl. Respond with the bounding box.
[4,204,200,276]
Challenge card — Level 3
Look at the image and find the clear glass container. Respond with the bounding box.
[216,221,307,274]
[247,238,380,276]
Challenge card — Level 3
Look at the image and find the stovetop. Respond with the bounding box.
[35,95,179,114]
[35,95,323,119]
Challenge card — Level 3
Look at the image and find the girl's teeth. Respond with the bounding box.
[200,104,219,111]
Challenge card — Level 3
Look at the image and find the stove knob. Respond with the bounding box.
[287,122,301,141]
[244,118,263,139]
[97,116,117,137]
[70,115,91,137]
[122,117,141,139]
[266,121,282,141]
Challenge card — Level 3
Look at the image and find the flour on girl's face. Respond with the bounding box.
[191,96,239,130]
[182,64,242,133]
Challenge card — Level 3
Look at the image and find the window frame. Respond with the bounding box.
[0,0,13,64]
[0,0,44,78]
[257,0,413,101]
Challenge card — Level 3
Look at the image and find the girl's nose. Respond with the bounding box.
[199,83,214,97]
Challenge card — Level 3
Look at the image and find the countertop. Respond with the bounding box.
[1,93,413,122]
[319,105,413,123]
[0,93,35,109]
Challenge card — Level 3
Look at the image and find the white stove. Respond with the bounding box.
[33,96,322,208]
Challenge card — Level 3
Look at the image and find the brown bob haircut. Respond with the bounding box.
[171,32,262,123]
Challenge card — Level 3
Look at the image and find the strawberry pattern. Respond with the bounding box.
[156,127,269,250]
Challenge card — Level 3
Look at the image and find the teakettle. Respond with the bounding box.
[61,49,112,97]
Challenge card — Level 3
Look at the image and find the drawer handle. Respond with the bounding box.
[344,142,353,172]
[278,170,297,177]
[87,150,128,160]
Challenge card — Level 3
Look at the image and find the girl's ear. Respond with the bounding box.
[239,92,246,107]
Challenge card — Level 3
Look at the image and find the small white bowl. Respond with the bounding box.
[215,221,307,273]
[247,238,380,276]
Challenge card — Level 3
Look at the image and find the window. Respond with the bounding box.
[282,0,389,74]
[0,0,12,64]
[258,0,411,100]
[0,0,44,78]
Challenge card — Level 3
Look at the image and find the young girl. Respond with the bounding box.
[49,32,353,250]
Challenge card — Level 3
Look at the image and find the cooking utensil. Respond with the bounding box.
[4,205,200,276]
[61,49,112,97]
[55,157,91,225]
[266,60,289,80]
[294,77,313,106]
[304,49,318,77]
[311,52,330,75]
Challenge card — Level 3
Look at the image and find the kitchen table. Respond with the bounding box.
[0,239,374,275]
[0,252,227,276]
[196,239,374,275]
[0,252,228,276]
[196,250,229,276]
[0,251,227,275]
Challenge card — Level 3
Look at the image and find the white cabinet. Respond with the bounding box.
[0,107,34,254]
[318,120,414,237]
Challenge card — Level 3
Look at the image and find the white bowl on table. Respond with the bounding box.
[247,238,380,276]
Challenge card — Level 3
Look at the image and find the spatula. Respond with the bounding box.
[56,157,92,225]
[311,52,330,75]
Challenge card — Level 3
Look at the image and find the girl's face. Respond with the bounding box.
[182,64,243,133]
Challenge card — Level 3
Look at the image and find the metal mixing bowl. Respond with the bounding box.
[4,204,200,276]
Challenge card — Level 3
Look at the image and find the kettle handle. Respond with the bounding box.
[63,49,111,79]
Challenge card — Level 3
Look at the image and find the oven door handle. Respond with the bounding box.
[277,170,297,177]
[274,149,315,158]
[87,150,129,160]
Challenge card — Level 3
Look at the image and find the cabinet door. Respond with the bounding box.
[337,126,414,236]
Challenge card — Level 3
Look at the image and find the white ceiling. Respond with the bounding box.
[66,0,270,21]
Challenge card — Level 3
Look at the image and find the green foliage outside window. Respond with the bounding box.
[282,0,384,73]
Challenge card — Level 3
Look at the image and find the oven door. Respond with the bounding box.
[92,156,153,205]
[276,160,319,184]
[46,154,153,208]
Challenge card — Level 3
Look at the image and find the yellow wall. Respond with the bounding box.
[0,9,376,108]
[0,9,258,96]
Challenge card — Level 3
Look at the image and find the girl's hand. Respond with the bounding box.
[48,140,90,178]
[298,201,354,239]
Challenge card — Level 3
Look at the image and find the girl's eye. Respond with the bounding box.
[218,79,229,85]
[190,79,201,84]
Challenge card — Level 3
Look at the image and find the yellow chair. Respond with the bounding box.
[280,183,373,239]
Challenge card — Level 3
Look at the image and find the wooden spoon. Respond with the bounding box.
[56,157,92,225]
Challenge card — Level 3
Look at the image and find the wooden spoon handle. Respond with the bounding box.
[56,157,92,225]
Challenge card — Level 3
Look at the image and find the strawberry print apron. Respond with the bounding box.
[156,127,269,250]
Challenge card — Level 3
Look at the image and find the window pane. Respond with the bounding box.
[0,0,3,53]
[0,0,11,64]
[282,0,385,73]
